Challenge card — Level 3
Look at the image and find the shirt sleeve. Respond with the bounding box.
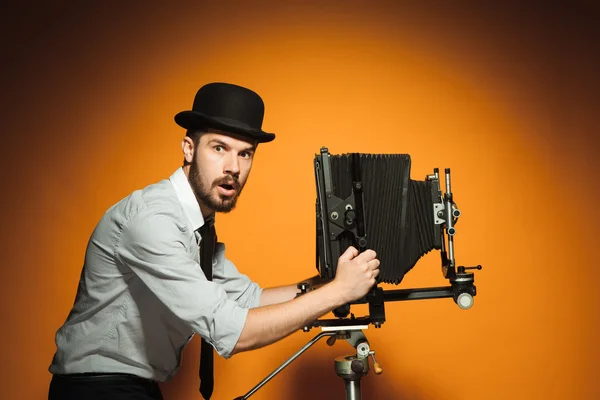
[213,243,263,309]
[114,209,247,359]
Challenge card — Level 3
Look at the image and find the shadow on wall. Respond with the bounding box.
[158,336,200,399]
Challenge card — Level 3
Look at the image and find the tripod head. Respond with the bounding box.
[234,326,382,400]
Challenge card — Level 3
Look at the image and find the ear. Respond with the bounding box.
[182,136,195,163]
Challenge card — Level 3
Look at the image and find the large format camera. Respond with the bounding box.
[309,147,481,329]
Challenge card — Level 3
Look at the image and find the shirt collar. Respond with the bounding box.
[169,167,213,232]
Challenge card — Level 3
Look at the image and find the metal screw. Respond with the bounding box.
[357,343,370,357]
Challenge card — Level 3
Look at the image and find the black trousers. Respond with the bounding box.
[48,373,163,400]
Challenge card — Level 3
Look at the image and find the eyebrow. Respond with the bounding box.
[208,138,256,153]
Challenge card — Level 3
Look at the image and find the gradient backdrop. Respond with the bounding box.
[1,1,599,399]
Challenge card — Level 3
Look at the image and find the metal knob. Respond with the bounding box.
[351,360,364,374]
[456,293,473,310]
[297,282,310,294]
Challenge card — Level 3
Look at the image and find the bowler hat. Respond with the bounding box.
[174,82,275,143]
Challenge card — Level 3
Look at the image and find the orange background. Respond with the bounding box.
[1,2,599,399]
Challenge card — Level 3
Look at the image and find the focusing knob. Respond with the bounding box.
[456,293,473,310]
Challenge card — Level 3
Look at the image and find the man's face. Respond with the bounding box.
[187,131,256,215]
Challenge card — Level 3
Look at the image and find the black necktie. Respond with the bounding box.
[198,217,216,399]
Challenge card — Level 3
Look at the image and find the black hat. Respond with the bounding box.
[174,82,275,143]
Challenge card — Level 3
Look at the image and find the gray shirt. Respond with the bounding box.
[48,167,262,381]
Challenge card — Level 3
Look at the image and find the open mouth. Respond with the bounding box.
[217,182,237,196]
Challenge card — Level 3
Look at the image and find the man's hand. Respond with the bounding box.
[231,246,380,356]
[331,246,380,304]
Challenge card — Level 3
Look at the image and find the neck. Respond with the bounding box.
[199,204,214,219]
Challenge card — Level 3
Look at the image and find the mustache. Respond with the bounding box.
[213,175,241,191]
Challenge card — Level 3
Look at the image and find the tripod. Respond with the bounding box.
[233,327,382,400]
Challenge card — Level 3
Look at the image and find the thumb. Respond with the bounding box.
[339,246,359,261]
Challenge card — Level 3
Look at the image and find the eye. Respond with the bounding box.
[214,145,224,153]
[240,151,253,159]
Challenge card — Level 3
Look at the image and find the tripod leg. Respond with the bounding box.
[344,378,362,400]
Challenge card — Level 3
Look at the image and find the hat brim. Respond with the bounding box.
[174,111,275,143]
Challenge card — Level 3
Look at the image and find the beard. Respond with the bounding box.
[188,157,244,213]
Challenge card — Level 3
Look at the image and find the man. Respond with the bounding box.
[48,82,380,399]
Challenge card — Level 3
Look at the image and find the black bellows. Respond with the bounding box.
[329,153,438,285]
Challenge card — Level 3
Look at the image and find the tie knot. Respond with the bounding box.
[198,215,215,237]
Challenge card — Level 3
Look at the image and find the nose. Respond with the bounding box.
[224,152,240,176]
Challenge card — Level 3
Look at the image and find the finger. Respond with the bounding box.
[367,259,380,270]
[370,270,379,285]
[339,246,359,261]
[355,249,377,263]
